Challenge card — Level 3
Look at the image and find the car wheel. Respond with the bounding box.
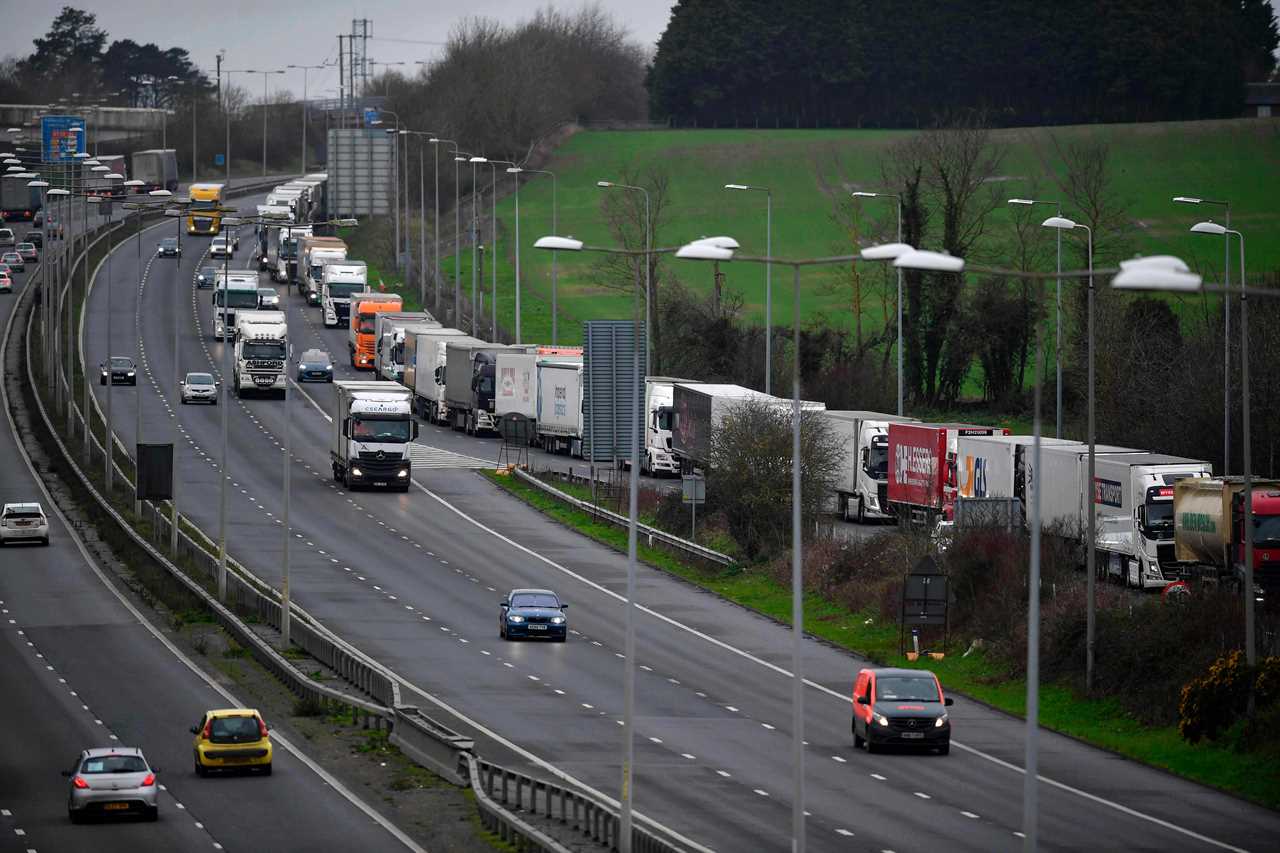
[260,763,272,776]
[99,377,106,385]
[554,635,567,643]
[41,537,49,546]
[937,742,950,756]
[181,397,187,404]
[145,806,159,821]
[68,809,82,824]
[499,623,506,639]
[194,755,207,777]
[852,718,864,749]
[865,732,879,754]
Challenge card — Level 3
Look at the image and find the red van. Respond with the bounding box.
[852,667,953,755]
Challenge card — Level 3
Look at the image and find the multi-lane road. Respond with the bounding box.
[72,195,1280,852]
[0,203,420,853]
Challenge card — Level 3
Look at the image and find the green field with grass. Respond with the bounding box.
[428,119,1279,349]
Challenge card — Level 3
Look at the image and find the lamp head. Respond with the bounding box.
[1041,216,1077,230]
[851,191,880,198]
[894,249,965,273]
[47,188,70,196]
[506,167,521,174]
[1118,255,1191,274]
[724,183,749,191]
[859,242,913,261]
[596,181,612,188]
[123,179,145,187]
[26,180,49,188]
[1172,196,1202,205]
[690,235,740,250]
[149,189,172,197]
[1007,198,1036,205]
[676,242,734,261]
[104,173,124,180]
[1189,220,1227,236]
[469,156,487,163]
[534,235,583,252]
[1112,268,1202,292]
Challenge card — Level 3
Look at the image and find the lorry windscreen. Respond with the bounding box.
[329,283,365,299]
[191,199,218,211]
[216,291,260,309]
[357,315,377,334]
[280,240,297,259]
[1145,499,1174,529]
[351,417,411,442]
[476,375,495,396]
[656,407,674,431]
[243,341,285,359]
[1253,515,1280,547]
[866,443,889,480]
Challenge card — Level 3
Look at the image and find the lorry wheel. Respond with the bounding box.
[857,498,866,524]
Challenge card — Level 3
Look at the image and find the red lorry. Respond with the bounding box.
[888,422,1009,524]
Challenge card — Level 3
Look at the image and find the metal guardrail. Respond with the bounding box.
[22,193,699,853]
[512,468,736,566]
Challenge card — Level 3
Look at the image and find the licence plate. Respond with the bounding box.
[901,732,924,739]
[528,624,547,631]
[103,802,130,810]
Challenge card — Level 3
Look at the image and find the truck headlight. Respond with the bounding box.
[351,466,362,477]
[126,371,135,376]
[873,712,889,727]
[934,713,948,728]
[397,469,408,478]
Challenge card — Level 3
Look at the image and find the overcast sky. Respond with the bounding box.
[0,1,678,99]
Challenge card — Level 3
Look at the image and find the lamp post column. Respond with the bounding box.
[1237,231,1253,667]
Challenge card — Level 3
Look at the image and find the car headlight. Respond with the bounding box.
[127,370,135,376]
[873,712,889,727]
[934,714,948,728]
[551,616,565,624]
[351,466,362,477]
[507,614,525,623]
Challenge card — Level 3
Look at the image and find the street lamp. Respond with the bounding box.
[483,159,514,340]
[1009,197,1064,438]
[851,191,906,416]
[429,137,457,319]
[402,130,439,311]
[121,180,151,516]
[1188,221,1256,668]
[1174,196,1231,475]
[287,64,327,173]
[27,179,50,393]
[724,183,773,394]
[468,157,487,336]
[86,171,125,492]
[597,180,652,375]
[523,168,558,343]
[245,69,286,176]
[1040,215,1097,691]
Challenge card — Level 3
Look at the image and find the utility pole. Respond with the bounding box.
[337,36,345,128]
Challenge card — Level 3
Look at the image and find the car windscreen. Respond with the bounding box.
[80,755,147,774]
[511,593,560,609]
[209,715,261,743]
[186,373,214,385]
[110,358,133,368]
[875,676,940,702]
[350,417,411,443]
[161,239,177,247]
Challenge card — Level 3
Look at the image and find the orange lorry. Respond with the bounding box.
[349,294,403,369]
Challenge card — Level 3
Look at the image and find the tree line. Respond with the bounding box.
[647,0,1280,128]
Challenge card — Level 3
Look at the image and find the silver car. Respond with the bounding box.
[180,371,218,404]
[257,287,280,309]
[64,747,159,822]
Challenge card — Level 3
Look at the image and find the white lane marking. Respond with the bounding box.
[871,773,886,781]
[913,792,931,800]
[961,811,980,819]
[681,753,696,760]
[832,755,847,763]
[753,789,769,797]
[715,770,731,778]
[836,828,854,836]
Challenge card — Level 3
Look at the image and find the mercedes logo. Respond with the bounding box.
[907,719,917,728]
[376,451,386,460]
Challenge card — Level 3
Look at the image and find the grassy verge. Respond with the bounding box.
[484,469,1280,809]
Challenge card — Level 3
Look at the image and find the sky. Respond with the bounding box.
[0,1,678,99]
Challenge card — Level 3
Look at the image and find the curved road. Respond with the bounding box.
[2,208,418,853]
[81,202,1280,852]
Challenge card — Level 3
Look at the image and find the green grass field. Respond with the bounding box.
[435,119,1279,350]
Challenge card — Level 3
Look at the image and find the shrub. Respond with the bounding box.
[1180,651,1280,744]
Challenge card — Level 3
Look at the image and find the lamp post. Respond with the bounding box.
[87,171,124,493]
[27,179,50,391]
[851,191,904,416]
[123,184,162,517]
[47,187,70,411]
[724,183,773,394]
[164,199,190,555]
[222,69,256,187]
[1009,197,1064,438]
[452,150,469,327]
[468,156,486,336]
[375,110,403,269]
[524,168,558,344]
[245,70,286,176]
[485,159,514,340]
[401,130,439,311]
[1173,196,1231,475]
[429,137,456,319]
[507,166,524,342]
[597,180,652,375]
[287,64,326,173]
[1188,222,1255,667]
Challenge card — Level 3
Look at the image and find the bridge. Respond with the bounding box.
[0,103,167,150]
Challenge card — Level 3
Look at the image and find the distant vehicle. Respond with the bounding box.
[196,265,217,289]
[0,227,14,247]
[227,227,241,252]
[37,211,64,238]
[24,229,42,248]
[256,287,279,309]
[131,148,179,193]
[63,747,158,822]
[191,708,273,776]
[157,236,181,258]
[0,262,11,277]
[1,251,22,271]
[100,356,137,385]
[209,236,233,258]
[1,502,49,546]
[0,272,11,294]
[852,667,953,755]
[180,371,218,404]
[187,183,225,236]
[499,588,568,641]
[15,242,37,262]
[296,348,333,382]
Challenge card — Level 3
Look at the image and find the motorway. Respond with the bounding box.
[0,202,419,853]
[79,196,1280,852]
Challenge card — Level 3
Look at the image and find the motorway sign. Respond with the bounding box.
[41,115,86,162]
[214,153,226,166]
[364,108,378,127]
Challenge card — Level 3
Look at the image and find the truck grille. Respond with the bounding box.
[247,360,284,370]
[1156,543,1176,566]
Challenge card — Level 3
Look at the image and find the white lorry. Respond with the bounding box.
[255,204,293,271]
[329,381,418,492]
[536,358,585,456]
[373,312,438,381]
[379,320,441,383]
[823,410,920,522]
[321,262,369,328]
[671,383,825,473]
[232,309,288,397]
[953,433,1081,517]
[274,224,312,283]
[303,241,347,306]
[494,351,540,422]
[629,377,694,477]
[212,271,261,341]
[403,330,482,422]
[131,149,178,192]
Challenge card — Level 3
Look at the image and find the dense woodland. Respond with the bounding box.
[647,0,1280,127]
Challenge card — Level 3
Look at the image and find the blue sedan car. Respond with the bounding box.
[499,588,568,641]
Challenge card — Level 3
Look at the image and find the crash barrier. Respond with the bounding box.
[17,186,700,853]
[513,467,735,567]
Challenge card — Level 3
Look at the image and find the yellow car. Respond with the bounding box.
[190,708,273,775]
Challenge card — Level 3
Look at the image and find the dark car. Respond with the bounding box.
[16,242,37,262]
[157,237,181,258]
[196,265,217,289]
[100,356,137,386]
[24,230,42,248]
[851,667,953,755]
[296,348,333,382]
[499,588,568,641]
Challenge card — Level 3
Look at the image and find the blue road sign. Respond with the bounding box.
[364,108,378,127]
[214,153,225,166]
[41,115,86,162]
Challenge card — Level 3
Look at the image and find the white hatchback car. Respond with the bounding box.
[1,502,50,545]
[209,237,233,259]
[180,372,218,404]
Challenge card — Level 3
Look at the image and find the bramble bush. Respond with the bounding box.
[1179,651,1280,744]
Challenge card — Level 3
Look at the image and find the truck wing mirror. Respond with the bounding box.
[411,422,419,440]
[341,418,349,438]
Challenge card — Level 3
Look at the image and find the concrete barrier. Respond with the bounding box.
[389,706,473,786]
